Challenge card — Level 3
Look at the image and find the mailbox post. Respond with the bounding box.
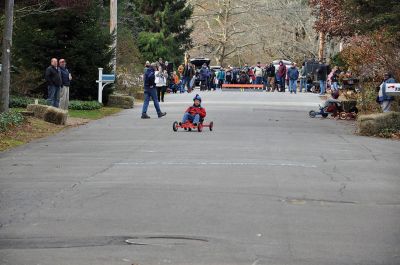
[96,68,115,103]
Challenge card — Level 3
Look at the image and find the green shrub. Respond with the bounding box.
[68,100,103,110]
[0,111,26,132]
[9,96,46,108]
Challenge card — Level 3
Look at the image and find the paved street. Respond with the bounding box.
[0,91,399,265]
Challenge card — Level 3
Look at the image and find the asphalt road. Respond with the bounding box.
[1,91,399,265]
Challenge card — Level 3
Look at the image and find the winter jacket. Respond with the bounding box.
[254,66,263,77]
[287,67,299,80]
[316,65,327,81]
[199,67,210,81]
[217,70,225,80]
[155,71,167,87]
[265,65,276,78]
[45,66,62,87]
[144,67,156,91]
[59,67,71,86]
[378,77,396,102]
[277,65,287,78]
[183,64,194,78]
[186,105,206,118]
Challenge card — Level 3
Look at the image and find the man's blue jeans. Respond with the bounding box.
[277,76,285,91]
[331,82,338,91]
[255,76,263,85]
[319,80,326,94]
[300,78,306,92]
[182,113,200,124]
[142,88,161,115]
[289,79,297,93]
[47,85,60,107]
[182,76,191,92]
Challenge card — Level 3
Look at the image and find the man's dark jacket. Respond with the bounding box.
[45,66,62,87]
[144,67,156,91]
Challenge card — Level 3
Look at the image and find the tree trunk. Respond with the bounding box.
[1,0,14,113]
[318,31,326,62]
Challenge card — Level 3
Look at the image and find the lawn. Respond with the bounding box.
[68,107,122,120]
[1,107,123,152]
[0,118,65,151]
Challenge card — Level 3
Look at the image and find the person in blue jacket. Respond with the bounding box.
[377,73,396,112]
[287,63,299,94]
[141,63,167,119]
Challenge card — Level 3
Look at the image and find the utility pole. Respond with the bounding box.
[110,0,117,73]
[0,0,15,113]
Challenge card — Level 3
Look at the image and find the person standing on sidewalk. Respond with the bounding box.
[317,63,328,95]
[299,62,307,93]
[287,63,299,94]
[254,62,263,85]
[265,63,276,91]
[276,61,287,92]
[141,63,166,119]
[45,58,62,107]
[182,62,194,93]
[155,66,167,102]
[58,59,72,110]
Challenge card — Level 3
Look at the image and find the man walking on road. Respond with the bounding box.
[141,63,167,119]
[45,58,62,107]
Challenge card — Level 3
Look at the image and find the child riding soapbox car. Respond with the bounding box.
[172,119,214,132]
[309,91,358,120]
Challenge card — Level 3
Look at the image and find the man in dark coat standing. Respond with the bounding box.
[45,58,62,107]
[141,63,167,119]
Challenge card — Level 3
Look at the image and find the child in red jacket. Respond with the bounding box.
[180,94,206,126]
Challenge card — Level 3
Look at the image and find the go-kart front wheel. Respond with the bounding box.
[209,121,214,131]
[322,113,329,118]
[197,124,203,132]
[339,112,348,120]
[309,110,317,118]
[172,121,178,132]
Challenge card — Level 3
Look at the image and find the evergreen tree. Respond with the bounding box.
[12,1,113,100]
[343,0,400,40]
[129,0,193,65]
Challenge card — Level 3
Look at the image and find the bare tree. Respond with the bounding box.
[1,0,14,113]
[189,0,325,65]
[190,0,261,66]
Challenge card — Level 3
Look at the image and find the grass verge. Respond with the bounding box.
[68,107,122,120]
[0,118,65,151]
[1,107,123,152]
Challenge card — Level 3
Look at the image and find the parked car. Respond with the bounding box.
[190,57,211,86]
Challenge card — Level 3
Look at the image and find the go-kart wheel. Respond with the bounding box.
[188,128,192,132]
[197,124,203,132]
[309,110,316,118]
[322,113,329,118]
[209,121,214,131]
[172,121,178,132]
[339,112,347,120]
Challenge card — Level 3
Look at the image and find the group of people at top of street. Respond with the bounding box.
[45,58,72,110]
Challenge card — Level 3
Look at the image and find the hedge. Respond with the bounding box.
[9,96,46,108]
[0,111,25,132]
[68,100,103,110]
[9,96,103,111]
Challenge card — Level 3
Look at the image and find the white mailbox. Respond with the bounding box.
[386,83,400,96]
[96,68,116,103]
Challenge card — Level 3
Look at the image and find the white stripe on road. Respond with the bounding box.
[114,161,317,168]
[139,101,320,107]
